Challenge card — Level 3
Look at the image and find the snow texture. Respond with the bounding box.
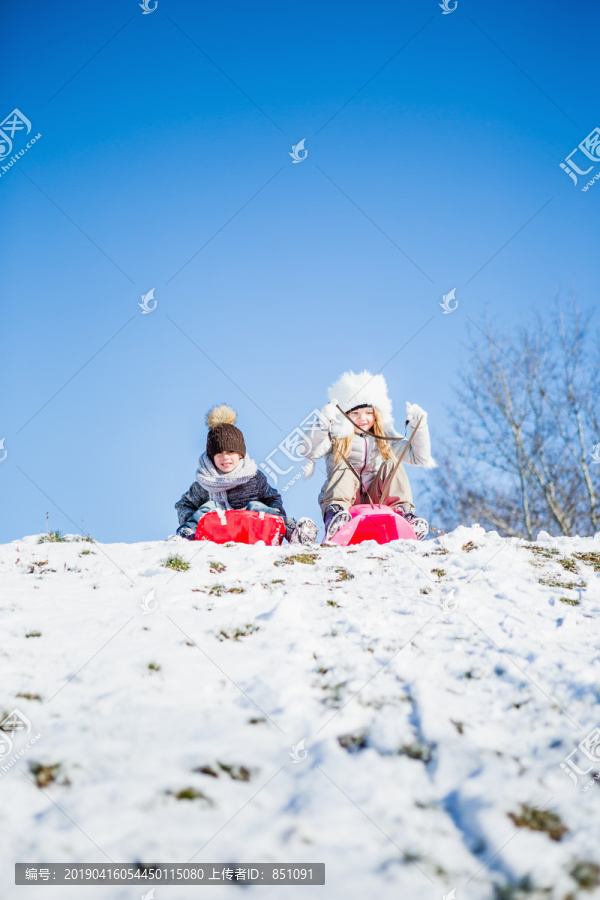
[1,524,600,900]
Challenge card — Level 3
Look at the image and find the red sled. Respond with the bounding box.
[194,509,286,546]
[324,504,417,546]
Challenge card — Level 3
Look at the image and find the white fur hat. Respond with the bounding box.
[327,370,394,432]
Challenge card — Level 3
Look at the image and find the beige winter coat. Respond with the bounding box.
[302,422,435,506]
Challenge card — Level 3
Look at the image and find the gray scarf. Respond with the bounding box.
[195,452,258,509]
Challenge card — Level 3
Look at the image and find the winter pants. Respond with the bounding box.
[319,459,415,518]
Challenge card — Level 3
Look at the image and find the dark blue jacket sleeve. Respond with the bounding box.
[175,481,210,526]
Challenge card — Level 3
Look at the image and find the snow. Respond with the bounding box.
[1,524,600,900]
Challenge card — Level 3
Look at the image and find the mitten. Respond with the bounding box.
[322,398,354,439]
[321,400,340,423]
[406,402,428,427]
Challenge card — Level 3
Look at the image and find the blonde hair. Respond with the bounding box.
[332,408,395,465]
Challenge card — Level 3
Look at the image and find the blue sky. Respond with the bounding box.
[1,0,599,542]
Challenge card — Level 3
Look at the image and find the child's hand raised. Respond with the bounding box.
[321,399,354,438]
[321,400,340,423]
[406,402,428,427]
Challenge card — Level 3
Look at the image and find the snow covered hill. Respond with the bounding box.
[1,525,600,900]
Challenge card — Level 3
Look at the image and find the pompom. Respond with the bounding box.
[206,404,237,430]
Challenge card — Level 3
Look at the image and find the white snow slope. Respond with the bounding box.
[1,525,600,900]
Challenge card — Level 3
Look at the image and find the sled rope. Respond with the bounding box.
[330,407,423,509]
[327,423,375,507]
[331,407,443,531]
[342,448,375,508]
[379,415,424,507]
[333,402,412,507]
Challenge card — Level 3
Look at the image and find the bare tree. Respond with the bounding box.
[426,303,600,538]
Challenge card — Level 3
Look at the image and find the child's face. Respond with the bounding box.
[214,451,243,472]
[347,407,375,433]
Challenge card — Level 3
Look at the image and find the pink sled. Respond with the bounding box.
[324,504,418,546]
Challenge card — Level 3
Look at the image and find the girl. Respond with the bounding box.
[300,370,435,540]
[175,405,317,544]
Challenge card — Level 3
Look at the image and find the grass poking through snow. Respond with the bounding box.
[275,553,318,567]
[508,804,568,842]
[162,555,189,572]
[37,531,67,544]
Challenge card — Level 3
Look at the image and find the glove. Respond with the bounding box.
[322,399,354,439]
[406,402,428,428]
[321,400,340,423]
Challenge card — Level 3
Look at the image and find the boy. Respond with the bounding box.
[175,405,316,544]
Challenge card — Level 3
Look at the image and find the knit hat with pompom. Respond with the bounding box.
[205,405,246,461]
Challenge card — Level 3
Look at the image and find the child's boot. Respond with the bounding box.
[402,512,429,541]
[177,524,196,540]
[287,517,318,545]
[324,504,352,540]
[391,501,429,541]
